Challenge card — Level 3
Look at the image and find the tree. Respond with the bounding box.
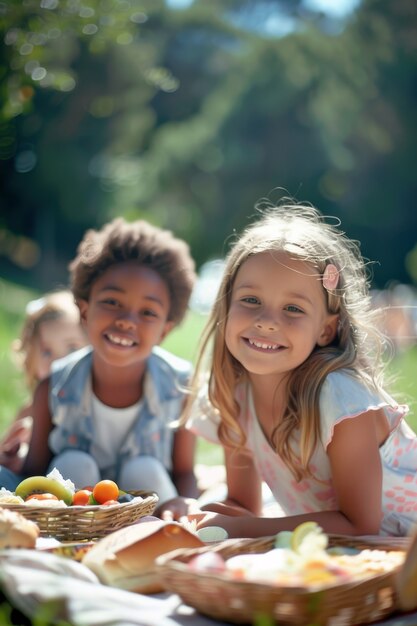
[0,0,416,289]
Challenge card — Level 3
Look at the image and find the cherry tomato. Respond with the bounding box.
[25,493,59,502]
[81,486,94,492]
[72,489,92,506]
[102,499,119,506]
[92,480,119,504]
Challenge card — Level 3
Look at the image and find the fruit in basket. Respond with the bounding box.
[188,551,226,573]
[218,524,406,589]
[92,479,119,504]
[72,490,93,506]
[118,492,135,503]
[15,476,74,505]
[25,493,59,502]
[290,521,328,554]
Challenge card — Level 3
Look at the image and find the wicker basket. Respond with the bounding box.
[156,534,411,626]
[0,490,159,541]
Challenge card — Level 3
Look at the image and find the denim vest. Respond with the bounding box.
[48,346,192,477]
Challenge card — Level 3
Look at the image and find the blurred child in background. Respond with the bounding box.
[0,290,88,472]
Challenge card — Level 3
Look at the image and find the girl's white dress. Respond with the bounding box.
[187,370,417,536]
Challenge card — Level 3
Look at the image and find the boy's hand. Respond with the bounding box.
[155,496,202,522]
[0,450,25,473]
[0,417,32,473]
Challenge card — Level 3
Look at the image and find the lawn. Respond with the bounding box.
[1,278,416,466]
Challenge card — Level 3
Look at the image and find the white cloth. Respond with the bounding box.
[0,550,222,626]
[0,547,416,626]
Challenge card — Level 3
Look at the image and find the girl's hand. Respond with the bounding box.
[156,496,202,522]
[186,511,246,537]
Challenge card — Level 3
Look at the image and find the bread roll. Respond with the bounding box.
[82,519,204,594]
[0,507,40,548]
[396,530,417,611]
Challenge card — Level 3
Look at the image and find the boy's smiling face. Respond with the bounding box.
[78,261,173,369]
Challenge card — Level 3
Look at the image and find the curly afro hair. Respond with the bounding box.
[69,218,196,325]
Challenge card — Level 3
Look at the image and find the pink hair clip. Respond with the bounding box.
[322,264,339,291]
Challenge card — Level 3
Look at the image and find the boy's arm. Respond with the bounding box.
[21,378,53,476]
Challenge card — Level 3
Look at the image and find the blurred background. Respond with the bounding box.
[1,0,417,440]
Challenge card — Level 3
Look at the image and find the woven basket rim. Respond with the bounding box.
[155,534,409,626]
[0,490,159,541]
[157,533,408,590]
[0,489,158,514]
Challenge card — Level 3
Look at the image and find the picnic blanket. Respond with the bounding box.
[1,547,417,626]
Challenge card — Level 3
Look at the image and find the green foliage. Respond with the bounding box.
[0,281,34,425]
[162,309,206,363]
[0,0,416,292]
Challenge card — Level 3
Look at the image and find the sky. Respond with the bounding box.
[167,0,362,18]
[303,0,361,17]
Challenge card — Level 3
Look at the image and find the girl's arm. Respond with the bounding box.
[155,427,200,521]
[325,407,383,533]
[21,378,54,476]
[221,446,263,515]
[171,426,199,498]
[199,447,262,517]
[189,409,384,537]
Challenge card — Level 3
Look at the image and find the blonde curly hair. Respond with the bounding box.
[14,290,84,391]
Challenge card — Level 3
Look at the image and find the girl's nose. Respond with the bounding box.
[255,313,278,332]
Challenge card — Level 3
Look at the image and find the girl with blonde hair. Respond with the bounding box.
[0,290,87,472]
[185,202,417,537]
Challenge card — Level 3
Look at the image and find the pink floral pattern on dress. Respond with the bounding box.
[242,373,417,536]
[188,372,417,537]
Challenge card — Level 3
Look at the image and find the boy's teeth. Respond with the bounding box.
[108,334,134,346]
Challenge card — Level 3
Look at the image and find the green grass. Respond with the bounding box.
[1,279,416,466]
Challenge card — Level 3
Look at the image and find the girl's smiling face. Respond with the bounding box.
[78,261,173,369]
[225,251,338,382]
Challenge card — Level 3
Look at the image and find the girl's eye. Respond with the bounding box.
[241,296,260,305]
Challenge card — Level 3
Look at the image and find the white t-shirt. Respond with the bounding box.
[90,394,142,470]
